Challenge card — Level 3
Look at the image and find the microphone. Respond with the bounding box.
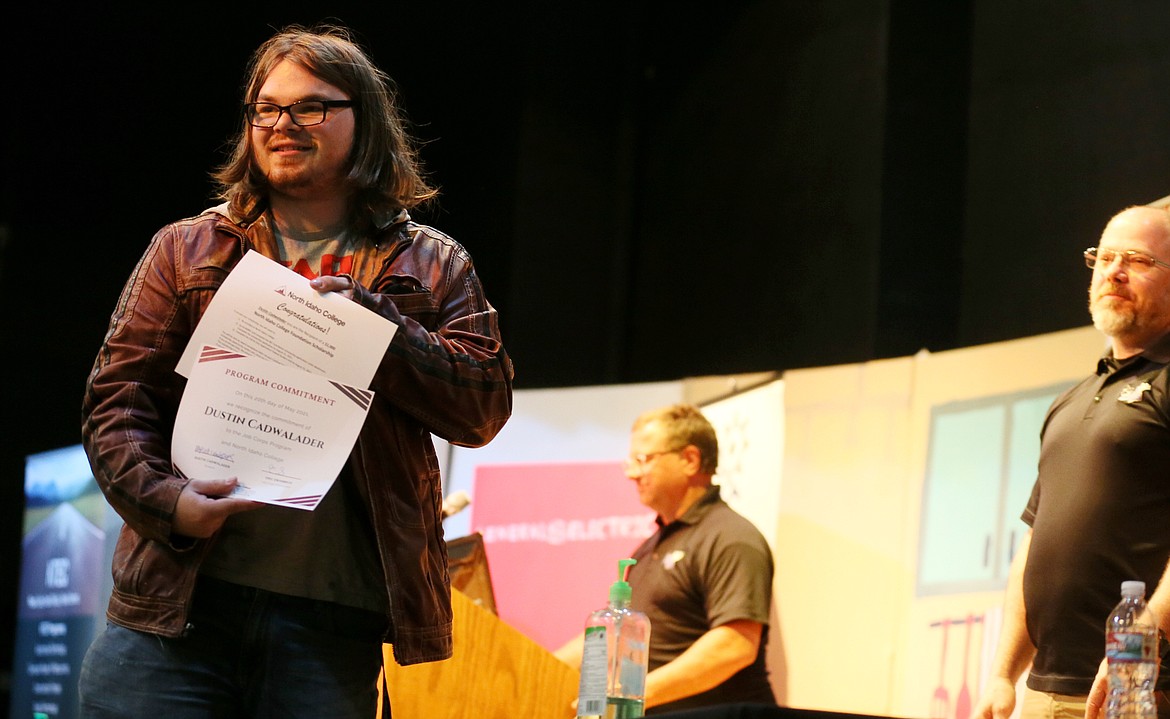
[441,490,471,519]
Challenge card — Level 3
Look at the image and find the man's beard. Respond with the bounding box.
[1090,297,1139,337]
[266,166,314,194]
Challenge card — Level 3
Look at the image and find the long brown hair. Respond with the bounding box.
[213,24,437,228]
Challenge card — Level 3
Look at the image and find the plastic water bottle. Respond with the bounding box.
[1105,580,1159,719]
[576,558,651,719]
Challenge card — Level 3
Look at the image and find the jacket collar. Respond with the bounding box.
[200,202,410,233]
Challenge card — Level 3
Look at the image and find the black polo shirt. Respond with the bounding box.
[628,485,776,714]
[1024,353,1170,694]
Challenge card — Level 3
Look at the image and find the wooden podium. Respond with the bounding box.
[379,587,580,719]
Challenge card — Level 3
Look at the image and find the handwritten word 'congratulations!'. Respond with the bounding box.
[278,288,347,335]
[204,406,326,448]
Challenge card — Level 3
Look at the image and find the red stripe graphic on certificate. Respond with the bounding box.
[331,382,373,410]
[197,346,247,363]
[275,495,324,508]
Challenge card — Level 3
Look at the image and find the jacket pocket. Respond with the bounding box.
[360,418,441,530]
[374,275,440,330]
[184,265,229,292]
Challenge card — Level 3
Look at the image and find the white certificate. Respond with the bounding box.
[171,347,373,510]
[176,250,397,388]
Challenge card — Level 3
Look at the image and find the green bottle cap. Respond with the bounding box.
[609,558,637,603]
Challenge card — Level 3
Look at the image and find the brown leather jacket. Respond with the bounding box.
[81,206,513,665]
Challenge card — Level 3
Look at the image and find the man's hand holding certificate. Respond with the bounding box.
[171,251,397,510]
[173,348,374,510]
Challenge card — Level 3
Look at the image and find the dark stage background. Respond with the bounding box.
[4,0,1170,709]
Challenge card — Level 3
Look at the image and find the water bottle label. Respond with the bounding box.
[1106,631,1157,662]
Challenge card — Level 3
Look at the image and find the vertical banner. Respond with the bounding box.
[11,445,119,719]
[700,378,785,547]
[471,462,656,651]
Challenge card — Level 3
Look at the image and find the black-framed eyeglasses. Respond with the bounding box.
[623,448,685,474]
[1084,246,1170,273]
[244,100,357,128]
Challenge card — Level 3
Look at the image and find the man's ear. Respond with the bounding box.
[679,444,703,476]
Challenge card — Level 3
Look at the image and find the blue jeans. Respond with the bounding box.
[78,576,388,718]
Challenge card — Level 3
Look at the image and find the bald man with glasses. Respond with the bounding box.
[975,205,1170,719]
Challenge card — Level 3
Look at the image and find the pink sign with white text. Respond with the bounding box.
[470,462,656,651]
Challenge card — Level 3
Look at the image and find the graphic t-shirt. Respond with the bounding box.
[272,222,356,280]
[200,221,388,612]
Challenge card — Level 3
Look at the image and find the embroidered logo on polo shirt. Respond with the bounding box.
[1118,382,1152,404]
[663,550,686,570]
